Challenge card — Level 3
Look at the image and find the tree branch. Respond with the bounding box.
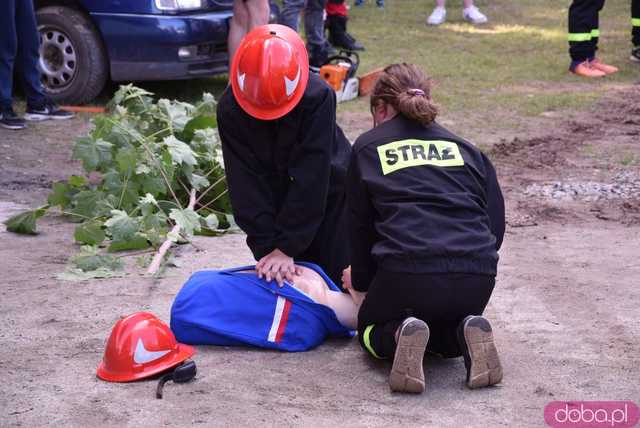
[146,189,196,275]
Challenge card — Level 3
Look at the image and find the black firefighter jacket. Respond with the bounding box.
[347,114,505,291]
[217,74,351,285]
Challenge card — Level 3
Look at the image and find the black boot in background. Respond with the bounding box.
[326,15,365,51]
[308,43,330,69]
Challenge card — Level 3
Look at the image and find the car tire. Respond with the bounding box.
[36,6,108,105]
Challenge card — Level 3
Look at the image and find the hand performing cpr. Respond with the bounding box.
[256,249,303,287]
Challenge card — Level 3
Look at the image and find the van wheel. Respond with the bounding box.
[36,6,108,104]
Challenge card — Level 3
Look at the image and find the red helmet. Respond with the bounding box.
[97,312,194,382]
[231,24,309,120]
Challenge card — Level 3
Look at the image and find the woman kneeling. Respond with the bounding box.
[346,63,505,393]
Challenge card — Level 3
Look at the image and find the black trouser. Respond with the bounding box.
[297,189,350,288]
[633,0,640,47]
[357,270,495,359]
[568,0,605,62]
[0,0,46,109]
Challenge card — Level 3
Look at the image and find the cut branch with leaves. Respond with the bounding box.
[3,85,236,277]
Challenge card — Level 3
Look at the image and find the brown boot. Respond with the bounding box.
[457,315,503,389]
[571,61,606,77]
[389,317,429,393]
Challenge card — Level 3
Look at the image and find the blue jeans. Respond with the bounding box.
[0,0,46,109]
[279,0,327,48]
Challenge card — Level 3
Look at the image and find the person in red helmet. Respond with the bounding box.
[217,24,351,288]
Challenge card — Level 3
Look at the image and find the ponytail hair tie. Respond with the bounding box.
[407,88,425,97]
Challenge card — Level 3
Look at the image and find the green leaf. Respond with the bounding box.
[95,194,119,217]
[158,99,193,132]
[139,193,160,217]
[108,234,150,252]
[69,190,104,221]
[188,173,210,191]
[141,175,166,197]
[105,210,139,242]
[102,169,140,209]
[68,175,86,187]
[181,115,217,143]
[72,137,113,172]
[74,220,106,246]
[196,93,217,115]
[47,182,74,208]
[115,147,138,174]
[166,230,181,243]
[70,247,123,272]
[160,150,176,182]
[169,208,201,236]
[139,193,158,206]
[192,126,219,145]
[141,211,167,229]
[164,136,198,167]
[141,226,169,246]
[136,163,151,175]
[203,213,219,230]
[57,267,126,281]
[4,208,47,235]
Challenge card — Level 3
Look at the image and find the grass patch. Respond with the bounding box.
[338,0,636,134]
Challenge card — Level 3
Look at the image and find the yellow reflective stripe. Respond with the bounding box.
[363,325,384,359]
[633,18,640,27]
[568,33,592,42]
[590,29,600,37]
[377,139,464,176]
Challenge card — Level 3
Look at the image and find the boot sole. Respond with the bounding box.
[459,316,503,389]
[24,113,74,122]
[389,318,429,393]
[0,123,26,130]
[0,124,26,131]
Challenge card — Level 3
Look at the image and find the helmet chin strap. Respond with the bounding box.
[155,360,197,399]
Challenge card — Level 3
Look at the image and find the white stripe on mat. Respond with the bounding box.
[268,296,287,342]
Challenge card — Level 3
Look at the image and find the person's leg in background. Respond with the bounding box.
[229,0,269,60]
[428,0,487,26]
[305,0,331,68]
[16,0,74,121]
[568,0,605,77]
[246,0,270,32]
[461,0,488,24]
[354,0,384,8]
[0,0,26,130]
[279,0,306,32]
[325,0,364,51]
[588,0,618,74]
[427,0,447,25]
[229,1,249,59]
[631,0,640,62]
[14,0,45,113]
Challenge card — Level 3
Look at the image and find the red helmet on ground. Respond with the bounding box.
[97,312,194,382]
[231,24,309,120]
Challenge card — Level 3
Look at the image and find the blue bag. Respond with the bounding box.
[170,262,354,352]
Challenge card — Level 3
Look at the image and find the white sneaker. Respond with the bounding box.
[427,7,446,25]
[463,5,488,24]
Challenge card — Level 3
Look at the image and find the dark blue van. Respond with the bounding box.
[34,0,235,104]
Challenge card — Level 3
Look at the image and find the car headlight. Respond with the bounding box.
[155,0,204,11]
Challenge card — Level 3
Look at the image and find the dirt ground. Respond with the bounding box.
[1,86,639,427]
